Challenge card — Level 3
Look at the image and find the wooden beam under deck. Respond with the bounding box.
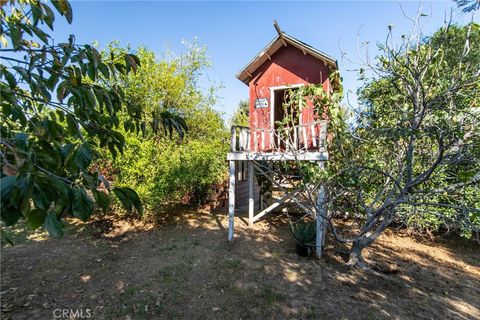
[227,151,328,162]
[228,160,235,241]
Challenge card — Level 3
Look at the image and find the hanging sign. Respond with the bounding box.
[255,98,268,109]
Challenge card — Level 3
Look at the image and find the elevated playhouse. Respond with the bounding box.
[227,22,337,254]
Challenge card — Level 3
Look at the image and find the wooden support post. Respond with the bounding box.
[230,127,236,152]
[311,124,316,147]
[248,161,254,226]
[277,130,281,152]
[316,185,326,257]
[239,130,244,151]
[228,160,235,241]
[319,122,327,151]
[302,126,307,150]
[269,130,274,150]
[244,130,248,151]
[322,215,327,246]
[244,130,249,150]
[293,126,297,150]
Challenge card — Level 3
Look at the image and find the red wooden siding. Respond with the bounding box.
[248,45,331,152]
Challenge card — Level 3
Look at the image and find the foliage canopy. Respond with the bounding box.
[0,0,185,236]
[99,44,228,211]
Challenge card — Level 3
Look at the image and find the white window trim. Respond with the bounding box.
[269,83,305,129]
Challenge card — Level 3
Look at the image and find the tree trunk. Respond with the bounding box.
[347,213,395,269]
[347,240,368,269]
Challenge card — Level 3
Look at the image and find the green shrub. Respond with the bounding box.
[289,221,316,247]
[112,135,227,211]
[95,42,229,214]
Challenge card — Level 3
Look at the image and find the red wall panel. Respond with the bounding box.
[247,45,331,151]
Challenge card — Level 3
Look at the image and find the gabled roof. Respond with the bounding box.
[236,27,338,85]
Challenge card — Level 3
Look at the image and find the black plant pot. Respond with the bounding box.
[296,243,310,257]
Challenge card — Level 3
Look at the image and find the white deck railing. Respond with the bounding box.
[230,121,327,153]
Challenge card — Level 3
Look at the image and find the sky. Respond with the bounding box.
[50,0,475,120]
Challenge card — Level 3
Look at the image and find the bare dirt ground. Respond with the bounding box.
[1,208,479,320]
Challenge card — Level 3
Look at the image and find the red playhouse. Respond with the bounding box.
[226,22,338,249]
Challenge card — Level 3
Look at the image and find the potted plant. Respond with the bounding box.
[289,221,316,257]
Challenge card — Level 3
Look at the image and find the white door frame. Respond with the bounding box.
[269,83,304,129]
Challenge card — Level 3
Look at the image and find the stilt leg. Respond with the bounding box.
[322,213,327,246]
[316,185,326,258]
[248,161,254,226]
[228,160,235,241]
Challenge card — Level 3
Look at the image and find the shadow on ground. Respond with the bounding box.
[1,207,479,320]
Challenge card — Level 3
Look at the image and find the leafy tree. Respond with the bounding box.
[333,18,480,266]
[230,99,249,127]
[352,22,480,236]
[268,18,479,268]
[0,0,184,236]
[98,44,227,211]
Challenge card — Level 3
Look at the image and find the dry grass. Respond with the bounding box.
[1,208,479,320]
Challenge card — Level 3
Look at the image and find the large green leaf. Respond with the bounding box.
[73,143,94,170]
[1,176,16,200]
[26,208,47,230]
[113,187,143,215]
[7,22,22,49]
[125,54,140,74]
[51,0,73,24]
[44,212,64,237]
[44,175,69,200]
[41,3,56,29]
[72,187,94,221]
[32,188,51,210]
[92,189,110,213]
[32,173,67,210]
